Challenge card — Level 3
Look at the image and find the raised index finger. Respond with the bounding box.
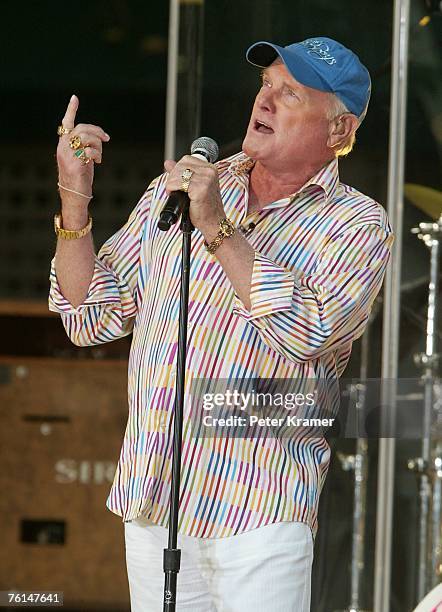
[62,94,79,130]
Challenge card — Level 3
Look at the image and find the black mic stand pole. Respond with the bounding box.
[163,194,194,611]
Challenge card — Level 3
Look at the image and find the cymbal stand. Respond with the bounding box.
[408,217,442,601]
[334,302,380,612]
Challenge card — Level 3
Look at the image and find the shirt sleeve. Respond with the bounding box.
[48,179,156,346]
[232,223,393,363]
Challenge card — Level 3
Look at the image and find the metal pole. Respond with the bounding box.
[374,0,410,611]
[165,0,205,161]
[165,0,180,160]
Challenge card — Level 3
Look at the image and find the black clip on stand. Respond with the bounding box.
[158,190,194,611]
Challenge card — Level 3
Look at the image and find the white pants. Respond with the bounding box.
[124,517,313,612]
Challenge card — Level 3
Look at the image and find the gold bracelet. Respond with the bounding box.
[57,182,93,200]
[204,218,235,255]
[54,213,93,240]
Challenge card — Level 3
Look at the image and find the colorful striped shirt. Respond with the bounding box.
[49,151,393,538]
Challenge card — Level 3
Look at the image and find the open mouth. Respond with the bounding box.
[254,119,274,134]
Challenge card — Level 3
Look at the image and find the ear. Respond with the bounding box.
[327,113,359,149]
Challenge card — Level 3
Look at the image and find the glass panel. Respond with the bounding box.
[397,1,442,608]
[172,1,441,610]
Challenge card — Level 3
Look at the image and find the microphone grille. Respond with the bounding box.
[191,137,219,163]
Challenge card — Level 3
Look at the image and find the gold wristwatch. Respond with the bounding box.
[204,218,235,255]
[54,213,93,240]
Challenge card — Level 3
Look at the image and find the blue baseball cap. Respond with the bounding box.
[246,37,371,120]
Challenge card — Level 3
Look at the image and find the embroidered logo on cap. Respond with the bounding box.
[300,39,337,65]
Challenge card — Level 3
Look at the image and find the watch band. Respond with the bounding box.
[204,218,235,255]
[54,213,93,240]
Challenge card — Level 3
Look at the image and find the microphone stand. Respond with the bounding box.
[162,196,194,611]
[158,137,218,608]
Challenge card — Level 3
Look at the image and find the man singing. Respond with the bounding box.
[50,37,393,611]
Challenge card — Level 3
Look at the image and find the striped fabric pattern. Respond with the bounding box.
[49,152,393,538]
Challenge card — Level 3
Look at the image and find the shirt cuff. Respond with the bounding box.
[48,255,123,315]
[232,252,294,324]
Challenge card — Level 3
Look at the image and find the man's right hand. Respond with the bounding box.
[56,95,110,202]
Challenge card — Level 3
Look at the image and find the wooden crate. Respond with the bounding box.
[0,357,130,610]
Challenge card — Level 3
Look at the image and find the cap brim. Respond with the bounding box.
[246,41,333,94]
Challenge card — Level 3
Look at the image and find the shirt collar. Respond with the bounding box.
[229,153,256,178]
[297,157,340,204]
[228,152,340,209]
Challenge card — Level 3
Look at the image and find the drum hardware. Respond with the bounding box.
[335,431,371,612]
[408,457,429,473]
[407,216,442,601]
[414,353,440,368]
[335,188,442,611]
[334,302,382,612]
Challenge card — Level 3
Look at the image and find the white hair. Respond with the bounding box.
[327,94,359,157]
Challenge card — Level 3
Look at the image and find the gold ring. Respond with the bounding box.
[57,125,73,136]
[181,168,193,193]
[69,135,83,150]
[73,149,91,165]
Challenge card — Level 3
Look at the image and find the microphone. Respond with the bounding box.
[157,137,219,231]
